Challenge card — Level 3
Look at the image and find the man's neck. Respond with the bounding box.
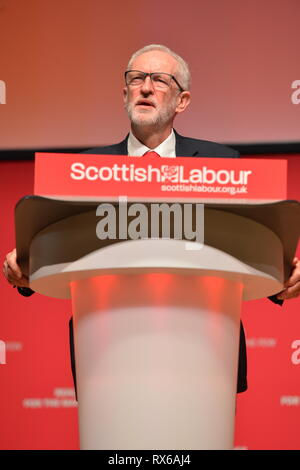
[131,124,173,149]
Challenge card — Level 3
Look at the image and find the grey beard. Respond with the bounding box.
[125,100,177,129]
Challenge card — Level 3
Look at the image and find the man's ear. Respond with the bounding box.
[123,86,128,105]
[175,91,191,115]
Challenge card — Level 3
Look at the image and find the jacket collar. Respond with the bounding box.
[174,130,201,157]
[121,129,199,157]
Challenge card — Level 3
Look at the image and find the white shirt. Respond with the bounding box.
[127,129,176,158]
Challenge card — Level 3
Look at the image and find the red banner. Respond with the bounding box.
[34,153,287,202]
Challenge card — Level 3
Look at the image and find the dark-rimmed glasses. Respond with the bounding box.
[125,70,184,92]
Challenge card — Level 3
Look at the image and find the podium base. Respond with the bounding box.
[71,273,243,450]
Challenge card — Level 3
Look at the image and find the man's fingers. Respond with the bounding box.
[277,281,300,300]
[284,261,300,288]
[6,270,29,287]
[6,253,22,279]
[3,250,29,287]
[6,265,21,282]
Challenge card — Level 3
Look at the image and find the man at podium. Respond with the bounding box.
[3,44,300,396]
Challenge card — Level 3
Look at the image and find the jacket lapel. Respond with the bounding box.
[120,131,199,157]
[174,130,200,157]
[111,136,128,155]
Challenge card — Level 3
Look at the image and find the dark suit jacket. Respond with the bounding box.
[76,130,247,393]
[83,129,240,159]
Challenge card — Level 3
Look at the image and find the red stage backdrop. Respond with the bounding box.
[0,0,300,148]
[0,155,299,450]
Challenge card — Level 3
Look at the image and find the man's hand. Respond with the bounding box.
[2,248,29,288]
[277,257,300,300]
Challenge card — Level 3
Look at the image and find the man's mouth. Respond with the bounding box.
[136,100,155,108]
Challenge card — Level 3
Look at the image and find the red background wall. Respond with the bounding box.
[0,0,300,148]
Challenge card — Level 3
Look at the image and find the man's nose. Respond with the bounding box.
[140,75,154,94]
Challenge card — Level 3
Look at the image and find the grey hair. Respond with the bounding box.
[126,44,191,91]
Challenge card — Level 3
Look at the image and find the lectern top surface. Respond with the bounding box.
[15,195,300,280]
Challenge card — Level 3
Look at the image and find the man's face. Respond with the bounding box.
[123,50,185,129]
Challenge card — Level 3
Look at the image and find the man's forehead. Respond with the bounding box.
[130,50,178,73]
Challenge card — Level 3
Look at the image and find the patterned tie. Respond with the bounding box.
[143,151,160,158]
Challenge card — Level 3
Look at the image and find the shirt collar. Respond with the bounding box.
[127,129,176,158]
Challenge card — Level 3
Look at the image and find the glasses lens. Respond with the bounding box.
[151,73,172,89]
[126,71,145,86]
[126,71,175,89]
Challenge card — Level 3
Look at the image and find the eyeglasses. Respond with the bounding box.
[125,70,184,92]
